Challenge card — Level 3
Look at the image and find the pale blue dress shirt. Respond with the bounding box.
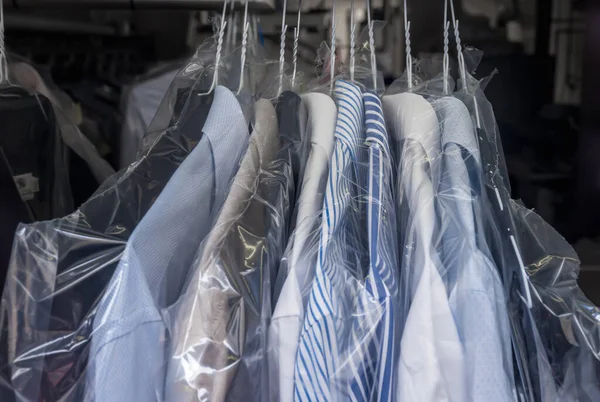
[434,96,515,401]
[86,86,249,402]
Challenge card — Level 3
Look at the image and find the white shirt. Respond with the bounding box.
[269,92,337,402]
[382,92,466,402]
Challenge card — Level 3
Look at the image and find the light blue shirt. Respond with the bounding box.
[85,86,249,402]
[434,96,515,401]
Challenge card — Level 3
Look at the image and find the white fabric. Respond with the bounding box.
[382,92,466,402]
[120,69,179,168]
[269,92,336,402]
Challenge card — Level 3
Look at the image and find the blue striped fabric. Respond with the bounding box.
[293,80,366,402]
[358,91,399,402]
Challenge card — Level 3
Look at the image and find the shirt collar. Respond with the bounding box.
[300,92,336,153]
[202,85,249,198]
[434,96,480,162]
[382,92,441,168]
[333,80,364,156]
[363,91,391,157]
[276,91,304,145]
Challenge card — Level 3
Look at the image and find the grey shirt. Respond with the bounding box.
[165,93,306,402]
[165,99,280,402]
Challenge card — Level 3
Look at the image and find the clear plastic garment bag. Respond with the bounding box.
[1,1,600,401]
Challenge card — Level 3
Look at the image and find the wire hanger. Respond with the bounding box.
[446,0,481,128]
[442,0,451,95]
[277,0,288,96]
[201,0,230,96]
[365,0,377,91]
[404,0,412,90]
[236,0,250,95]
[291,0,301,88]
[446,0,467,92]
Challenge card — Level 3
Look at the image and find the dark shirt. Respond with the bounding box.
[226,91,306,401]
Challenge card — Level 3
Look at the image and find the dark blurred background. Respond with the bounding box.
[3,0,600,300]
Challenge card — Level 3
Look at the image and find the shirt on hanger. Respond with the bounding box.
[345,91,399,401]
[228,91,306,402]
[166,94,303,402]
[382,92,466,402]
[293,80,368,402]
[86,86,249,402]
[455,91,559,402]
[269,92,337,402]
[0,81,214,402]
[434,96,515,401]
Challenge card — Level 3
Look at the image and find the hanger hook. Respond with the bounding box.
[236,0,250,95]
[448,0,467,91]
[205,0,229,95]
[329,0,337,95]
[404,0,412,89]
[0,0,8,84]
[278,0,288,96]
[366,0,377,91]
[291,1,301,88]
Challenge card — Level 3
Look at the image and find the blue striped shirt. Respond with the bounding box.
[293,85,398,402]
[293,80,366,402]
[357,91,399,401]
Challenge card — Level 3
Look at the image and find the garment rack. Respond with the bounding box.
[5,0,275,11]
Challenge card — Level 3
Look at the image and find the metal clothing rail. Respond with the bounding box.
[5,0,275,10]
